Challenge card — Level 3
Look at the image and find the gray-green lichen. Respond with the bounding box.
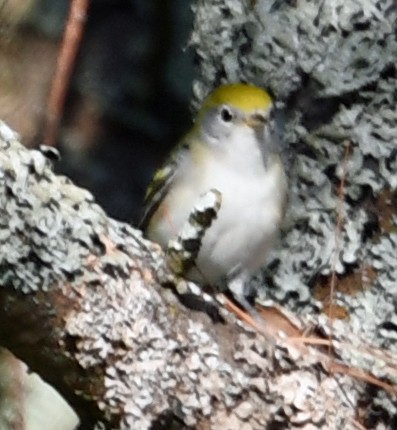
[191,0,397,335]
[0,123,105,292]
[0,120,363,429]
[191,0,397,422]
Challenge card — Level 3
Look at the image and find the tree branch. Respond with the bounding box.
[0,121,388,429]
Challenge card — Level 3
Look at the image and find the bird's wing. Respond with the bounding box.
[139,141,188,231]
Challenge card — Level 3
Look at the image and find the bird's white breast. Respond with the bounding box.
[151,126,286,284]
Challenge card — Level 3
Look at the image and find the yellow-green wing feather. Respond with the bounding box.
[139,140,188,231]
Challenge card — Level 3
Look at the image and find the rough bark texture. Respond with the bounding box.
[190,0,397,425]
[1,0,397,428]
[191,0,397,304]
[1,121,393,429]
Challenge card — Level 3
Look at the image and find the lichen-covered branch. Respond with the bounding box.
[0,121,380,429]
[1,0,397,427]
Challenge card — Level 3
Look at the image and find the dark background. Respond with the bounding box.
[0,0,196,222]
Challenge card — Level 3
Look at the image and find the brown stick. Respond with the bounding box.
[43,0,90,147]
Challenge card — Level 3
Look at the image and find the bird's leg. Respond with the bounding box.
[226,270,264,325]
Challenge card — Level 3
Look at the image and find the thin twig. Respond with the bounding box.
[290,336,397,396]
[350,418,369,430]
[43,0,90,147]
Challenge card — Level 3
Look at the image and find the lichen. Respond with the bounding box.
[191,0,397,329]
[191,1,397,422]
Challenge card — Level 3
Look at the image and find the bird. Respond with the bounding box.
[140,83,287,314]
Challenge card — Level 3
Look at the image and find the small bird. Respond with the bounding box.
[140,83,287,312]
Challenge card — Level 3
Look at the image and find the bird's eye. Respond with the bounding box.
[220,106,233,123]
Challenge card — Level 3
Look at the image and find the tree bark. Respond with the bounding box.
[1,0,397,427]
[0,120,384,429]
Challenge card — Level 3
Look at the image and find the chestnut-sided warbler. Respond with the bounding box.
[140,83,287,310]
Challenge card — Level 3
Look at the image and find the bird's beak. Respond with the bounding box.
[244,114,267,129]
[245,113,272,167]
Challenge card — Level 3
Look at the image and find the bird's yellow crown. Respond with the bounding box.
[199,83,272,115]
